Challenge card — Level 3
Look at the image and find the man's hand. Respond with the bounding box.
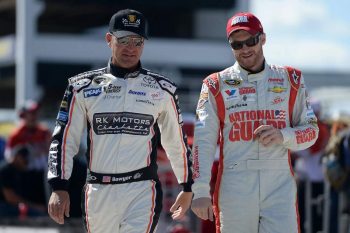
[254,124,283,147]
[48,190,70,224]
[170,191,193,220]
[191,197,213,221]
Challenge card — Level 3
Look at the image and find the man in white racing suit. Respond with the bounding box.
[191,12,319,233]
[47,9,193,233]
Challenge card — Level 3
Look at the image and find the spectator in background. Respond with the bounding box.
[5,100,51,171]
[293,99,330,232]
[4,100,51,214]
[0,145,47,217]
[323,113,350,233]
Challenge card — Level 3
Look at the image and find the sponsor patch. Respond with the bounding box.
[197,110,208,121]
[268,78,284,84]
[224,78,242,87]
[60,101,68,111]
[295,128,317,144]
[71,78,91,89]
[128,90,146,96]
[158,80,176,94]
[136,99,155,106]
[228,109,287,142]
[207,77,217,89]
[271,96,285,105]
[292,70,300,84]
[268,86,287,93]
[226,103,247,111]
[150,91,164,100]
[242,94,256,102]
[103,84,121,94]
[142,76,159,89]
[224,89,239,101]
[84,87,102,98]
[48,140,59,175]
[93,112,154,136]
[239,87,256,95]
[103,95,121,100]
[197,98,208,110]
[192,145,200,179]
[57,111,68,122]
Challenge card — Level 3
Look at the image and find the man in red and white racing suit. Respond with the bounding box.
[191,12,319,233]
[47,9,193,233]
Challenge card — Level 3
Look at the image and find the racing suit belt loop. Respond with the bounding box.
[86,166,158,184]
[226,159,290,171]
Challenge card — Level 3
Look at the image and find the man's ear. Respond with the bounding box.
[261,33,266,46]
[106,33,112,47]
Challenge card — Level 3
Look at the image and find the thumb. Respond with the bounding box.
[170,201,179,213]
[208,206,214,221]
[64,200,70,217]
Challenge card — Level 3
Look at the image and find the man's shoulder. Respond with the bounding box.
[269,64,302,75]
[143,69,177,94]
[68,67,108,91]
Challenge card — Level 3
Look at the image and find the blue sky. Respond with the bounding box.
[251,0,350,73]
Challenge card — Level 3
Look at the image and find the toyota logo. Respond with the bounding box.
[143,76,156,85]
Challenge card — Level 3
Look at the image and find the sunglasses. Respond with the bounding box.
[229,33,261,50]
[116,36,144,47]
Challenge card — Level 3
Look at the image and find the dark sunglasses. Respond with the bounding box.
[229,33,261,50]
[113,35,144,47]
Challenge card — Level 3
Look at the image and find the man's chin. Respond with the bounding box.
[120,61,138,69]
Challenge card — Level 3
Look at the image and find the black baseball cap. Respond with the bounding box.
[109,9,148,39]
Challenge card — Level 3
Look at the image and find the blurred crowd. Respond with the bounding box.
[0,99,350,233]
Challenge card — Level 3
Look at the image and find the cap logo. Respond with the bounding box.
[231,15,248,25]
[127,14,137,23]
[122,15,141,27]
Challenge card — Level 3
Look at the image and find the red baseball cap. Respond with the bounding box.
[226,12,264,38]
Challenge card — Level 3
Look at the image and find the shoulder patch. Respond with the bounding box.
[71,78,92,90]
[285,66,302,90]
[204,73,220,97]
[68,68,107,91]
[147,70,177,94]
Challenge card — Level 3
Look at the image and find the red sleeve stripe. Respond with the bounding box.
[285,67,301,126]
[212,92,225,233]
[146,181,156,233]
[61,93,76,179]
[87,117,94,170]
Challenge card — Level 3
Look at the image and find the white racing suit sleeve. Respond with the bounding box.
[192,80,220,199]
[280,70,319,151]
[157,81,193,191]
[47,80,88,191]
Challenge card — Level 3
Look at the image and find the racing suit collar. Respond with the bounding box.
[233,61,267,83]
[108,59,142,79]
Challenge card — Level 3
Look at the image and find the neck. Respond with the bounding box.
[242,58,265,74]
[109,61,141,78]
